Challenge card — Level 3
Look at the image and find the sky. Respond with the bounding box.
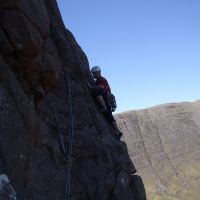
[57,0,200,113]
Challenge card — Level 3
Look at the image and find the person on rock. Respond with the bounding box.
[89,66,123,140]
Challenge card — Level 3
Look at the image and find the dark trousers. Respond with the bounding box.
[93,89,115,123]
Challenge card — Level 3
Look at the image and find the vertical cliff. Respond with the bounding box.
[0,1,145,199]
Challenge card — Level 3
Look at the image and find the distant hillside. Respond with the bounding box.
[115,100,200,200]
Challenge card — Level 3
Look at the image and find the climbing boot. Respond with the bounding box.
[115,131,123,140]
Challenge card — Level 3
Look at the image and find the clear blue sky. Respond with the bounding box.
[57,0,200,113]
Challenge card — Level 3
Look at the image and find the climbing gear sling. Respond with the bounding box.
[107,93,117,112]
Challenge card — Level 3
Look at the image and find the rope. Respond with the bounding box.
[46,66,91,200]
[46,67,75,200]
[46,96,69,161]
[65,67,74,200]
[61,67,93,95]
[69,71,89,90]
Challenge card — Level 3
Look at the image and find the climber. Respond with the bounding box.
[89,66,123,140]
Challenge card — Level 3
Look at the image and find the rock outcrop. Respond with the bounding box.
[0,174,16,200]
[0,0,145,200]
[115,100,200,200]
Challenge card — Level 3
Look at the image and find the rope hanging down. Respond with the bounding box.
[62,67,93,95]
[65,67,74,200]
[46,67,90,200]
[46,96,69,161]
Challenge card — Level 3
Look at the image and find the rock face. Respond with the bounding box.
[115,100,200,200]
[0,1,145,200]
[0,174,17,200]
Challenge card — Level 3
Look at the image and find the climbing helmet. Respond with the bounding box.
[91,66,101,73]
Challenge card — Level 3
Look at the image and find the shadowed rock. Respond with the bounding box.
[0,0,146,199]
[0,174,16,200]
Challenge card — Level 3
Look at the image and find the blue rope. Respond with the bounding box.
[65,67,74,200]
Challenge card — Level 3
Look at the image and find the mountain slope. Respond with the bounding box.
[115,100,200,200]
